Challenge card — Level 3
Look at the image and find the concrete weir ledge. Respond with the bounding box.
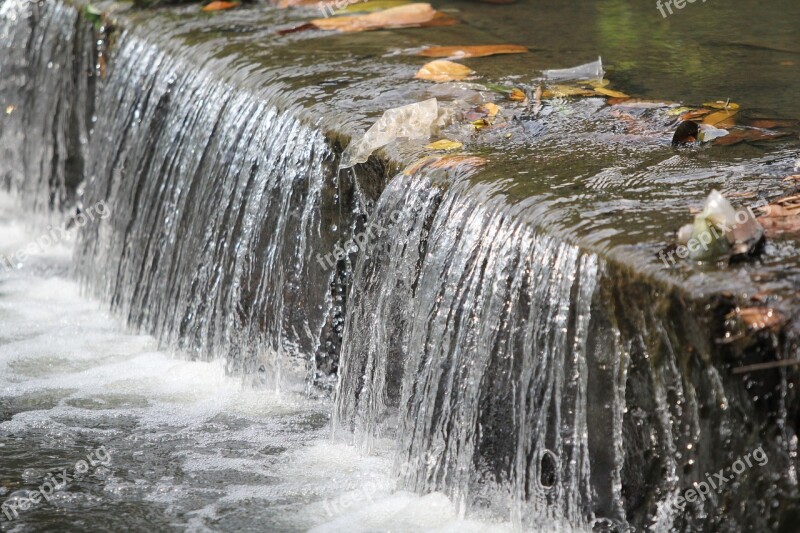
[2,0,800,529]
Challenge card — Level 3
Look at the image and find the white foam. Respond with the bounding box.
[0,190,513,531]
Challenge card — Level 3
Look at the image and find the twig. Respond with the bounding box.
[733,359,800,374]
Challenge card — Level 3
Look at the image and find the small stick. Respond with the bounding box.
[733,359,800,374]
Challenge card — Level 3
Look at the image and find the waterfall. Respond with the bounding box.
[334,171,601,529]
[73,31,336,387]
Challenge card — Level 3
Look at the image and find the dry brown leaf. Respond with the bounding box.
[403,154,485,175]
[757,194,800,236]
[417,44,528,59]
[415,59,473,82]
[509,88,526,102]
[429,155,486,170]
[747,118,799,129]
[594,87,629,98]
[679,109,711,121]
[703,109,738,127]
[311,3,456,33]
[202,1,239,11]
[542,85,596,98]
[712,128,789,146]
[736,307,785,331]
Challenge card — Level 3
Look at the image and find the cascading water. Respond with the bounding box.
[334,170,601,529]
[73,29,337,387]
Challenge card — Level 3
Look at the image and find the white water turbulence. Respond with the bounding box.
[0,192,514,531]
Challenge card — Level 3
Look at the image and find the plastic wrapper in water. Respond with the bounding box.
[542,57,603,82]
[341,98,439,168]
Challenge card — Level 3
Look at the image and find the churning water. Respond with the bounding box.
[0,191,513,531]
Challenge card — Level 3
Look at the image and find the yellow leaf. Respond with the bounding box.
[481,103,500,117]
[542,85,596,98]
[311,3,457,33]
[583,78,610,88]
[426,139,463,150]
[202,1,239,12]
[417,44,528,59]
[509,88,526,101]
[414,60,473,83]
[703,100,740,110]
[703,109,739,127]
[594,87,629,98]
[333,0,410,14]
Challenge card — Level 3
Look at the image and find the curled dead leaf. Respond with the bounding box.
[311,3,456,33]
[417,44,527,59]
[594,87,629,98]
[509,88,526,102]
[202,1,239,11]
[415,60,473,82]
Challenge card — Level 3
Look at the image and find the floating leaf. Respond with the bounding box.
[712,128,789,146]
[481,102,500,116]
[703,100,740,110]
[594,87,629,98]
[542,85,596,98]
[333,0,410,14]
[311,3,456,33]
[746,118,799,129]
[202,1,239,11]
[417,44,527,59]
[583,79,610,88]
[667,106,695,116]
[429,155,486,170]
[403,154,486,175]
[426,139,463,150]
[415,60,473,83]
[679,109,712,122]
[509,88,526,101]
[703,109,738,127]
